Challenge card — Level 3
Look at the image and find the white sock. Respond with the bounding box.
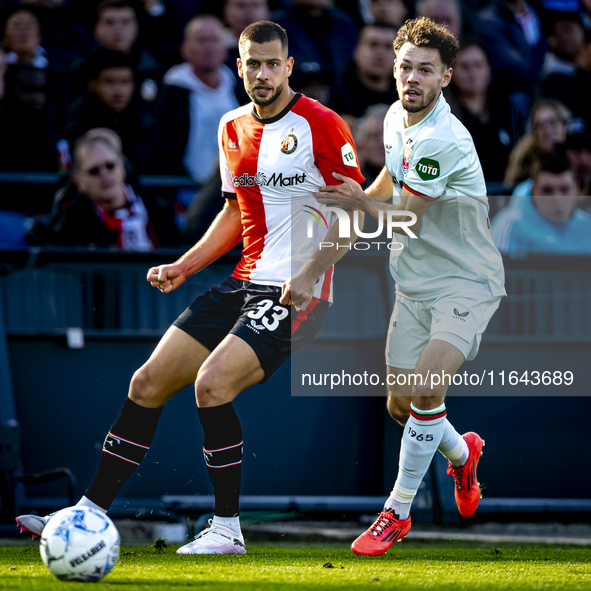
[76,496,108,514]
[384,493,411,521]
[213,515,241,534]
[387,402,448,520]
[438,419,469,468]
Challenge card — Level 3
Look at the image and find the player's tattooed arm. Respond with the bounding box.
[147,200,243,294]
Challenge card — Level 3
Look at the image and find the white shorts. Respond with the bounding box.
[385,289,502,369]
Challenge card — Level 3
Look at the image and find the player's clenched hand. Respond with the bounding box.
[146,263,186,294]
[313,172,365,210]
[280,272,315,313]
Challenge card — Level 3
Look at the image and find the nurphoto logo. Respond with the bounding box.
[304,207,418,251]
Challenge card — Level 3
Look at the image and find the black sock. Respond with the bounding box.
[85,398,163,510]
[197,403,243,518]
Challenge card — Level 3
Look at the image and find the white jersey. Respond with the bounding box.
[384,93,506,300]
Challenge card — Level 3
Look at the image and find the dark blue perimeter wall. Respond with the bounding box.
[2,250,591,511]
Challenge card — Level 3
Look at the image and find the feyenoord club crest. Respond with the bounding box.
[402,144,412,172]
[281,133,298,154]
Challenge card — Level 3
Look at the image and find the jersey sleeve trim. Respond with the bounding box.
[222,191,237,200]
[402,182,440,201]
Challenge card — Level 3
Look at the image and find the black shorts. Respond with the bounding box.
[173,276,328,383]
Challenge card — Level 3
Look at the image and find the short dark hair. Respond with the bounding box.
[4,64,46,96]
[239,21,288,56]
[85,48,134,80]
[531,153,574,181]
[96,0,136,21]
[358,21,398,44]
[458,37,488,58]
[393,17,459,68]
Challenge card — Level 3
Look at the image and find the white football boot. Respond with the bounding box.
[177,520,247,555]
[16,513,52,538]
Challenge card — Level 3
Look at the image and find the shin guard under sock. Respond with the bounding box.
[438,419,469,468]
[85,398,163,510]
[197,403,243,518]
[386,403,447,519]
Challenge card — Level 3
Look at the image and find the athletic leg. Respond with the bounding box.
[83,326,212,511]
[177,334,264,555]
[16,326,212,537]
[352,340,464,556]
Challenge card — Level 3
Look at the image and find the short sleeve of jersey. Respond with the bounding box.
[403,138,464,201]
[313,113,366,187]
[219,117,236,200]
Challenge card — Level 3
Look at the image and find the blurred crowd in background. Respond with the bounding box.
[0,0,590,255]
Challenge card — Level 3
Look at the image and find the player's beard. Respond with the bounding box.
[246,79,285,107]
[400,85,440,114]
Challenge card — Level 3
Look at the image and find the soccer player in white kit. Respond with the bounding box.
[316,17,506,556]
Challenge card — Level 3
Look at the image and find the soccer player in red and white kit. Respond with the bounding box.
[16,21,365,554]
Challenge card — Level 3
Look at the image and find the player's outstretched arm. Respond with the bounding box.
[280,208,359,312]
[315,174,430,234]
[147,199,242,294]
[366,166,395,202]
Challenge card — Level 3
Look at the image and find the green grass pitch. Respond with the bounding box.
[1,541,590,590]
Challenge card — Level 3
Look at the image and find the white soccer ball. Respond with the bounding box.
[40,506,120,582]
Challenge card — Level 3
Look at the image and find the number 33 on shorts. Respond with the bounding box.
[247,299,289,331]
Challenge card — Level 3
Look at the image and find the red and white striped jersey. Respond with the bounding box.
[219,93,365,302]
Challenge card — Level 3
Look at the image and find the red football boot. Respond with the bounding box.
[351,510,411,556]
[447,432,485,518]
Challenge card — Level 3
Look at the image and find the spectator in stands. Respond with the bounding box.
[0,64,58,213]
[223,0,270,104]
[369,0,408,27]
[273,0,359,77]
[0,65,57,183]
[33,132,179,249]
[493,153,591,256]
[563,127,591,199]
[10,0,92,76]
[90,0,163,102]
[475,0,546,93]
[536,22,591,125]
[155,15,238,184]
[504,99,570,193]
[63,48,157,173]
[1,6,48,68]
[290,66,333,105]
[93,0,140,54]
[355,103,389,185]
[416,0,462,39]
[329,21,398,118]
[541,11,585,77]
[224,0,270,41]
[445,40,521,182]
